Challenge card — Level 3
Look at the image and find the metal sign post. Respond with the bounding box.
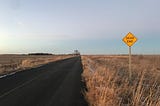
[123,32,137,80]
[129,46,131,79]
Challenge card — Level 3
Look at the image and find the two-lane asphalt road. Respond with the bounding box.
[0,56,88,106]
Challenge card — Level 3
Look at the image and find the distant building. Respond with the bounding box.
[74,50,80,55]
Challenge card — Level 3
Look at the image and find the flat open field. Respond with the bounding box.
[0,54,73,76]
[82,55,160,106]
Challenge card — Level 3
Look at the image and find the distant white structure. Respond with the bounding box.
[74,50,80,55]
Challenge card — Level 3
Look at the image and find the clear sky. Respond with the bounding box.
[0,0,160,54]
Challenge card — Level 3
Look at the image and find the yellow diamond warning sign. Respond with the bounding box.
[123,32,137,47]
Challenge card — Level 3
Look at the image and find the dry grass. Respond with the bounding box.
[0,54,73,75]
[82,55,160,106]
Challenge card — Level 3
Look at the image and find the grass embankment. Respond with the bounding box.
[82,55,160,106]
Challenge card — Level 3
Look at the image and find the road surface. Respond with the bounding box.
[0,56,88,106]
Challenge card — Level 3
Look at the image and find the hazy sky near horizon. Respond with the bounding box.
[0,0,160,54]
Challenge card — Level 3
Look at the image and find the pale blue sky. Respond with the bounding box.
[0,0,160,54]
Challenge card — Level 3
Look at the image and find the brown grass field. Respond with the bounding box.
[0,54,73,75]
[82,55,160,106]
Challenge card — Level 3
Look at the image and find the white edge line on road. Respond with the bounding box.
[0,72,16,79]
[0,73,42,99]
[0,63,57,98]
[0,64,44,79]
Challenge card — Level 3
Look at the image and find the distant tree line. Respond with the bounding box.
[28,53,53,55]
